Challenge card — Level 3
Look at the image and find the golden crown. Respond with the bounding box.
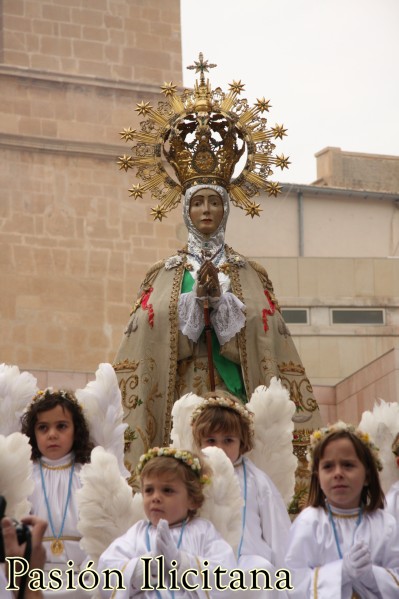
[118,53,289,221]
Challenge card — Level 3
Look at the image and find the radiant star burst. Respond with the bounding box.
[117,155,134,171]
[119,128,136,142]
[275,154,291,170]
[135,101,152,116]
[161,82,177,97]
[128,183,145,199]
[150,205,168,221]
[245,202,262,218]
[229,80,245,94]
[255,98,272,112]
[272,124,288,140]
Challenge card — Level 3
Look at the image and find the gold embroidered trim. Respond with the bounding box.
[313,566,319,598]
[43,535,81,541]
[248,259,280,309]
[164,261,185,445]
[387,568,399,586]
[330,511,361,520]
[41,461,73,471]
[141,260,165,287]
[292,429,313,444]
[227,246,250,397]
[113,359,140,372]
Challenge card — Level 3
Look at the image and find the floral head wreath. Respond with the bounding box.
[190,395,255,436]
[136,447,210,486]
[33,388,82,411]
[307,421,383,472]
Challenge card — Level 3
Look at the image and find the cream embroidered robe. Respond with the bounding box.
[114,247,321,488]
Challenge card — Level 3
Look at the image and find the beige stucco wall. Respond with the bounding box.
[335,346,399,424]
[315,146,399,194]
[262,257,399,384]
[227,186,399,258]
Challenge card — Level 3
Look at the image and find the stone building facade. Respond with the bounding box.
[0,0,183,373]
[1,1,398,424]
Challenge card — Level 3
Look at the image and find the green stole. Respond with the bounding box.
[182,270,246,402]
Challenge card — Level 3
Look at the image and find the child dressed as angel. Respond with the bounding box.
[97,447,237,598]
[190,390,291,574]
[0,361,127,597]
[20,387,93,575]
[170,380,296,588]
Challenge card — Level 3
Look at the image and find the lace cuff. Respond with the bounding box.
[210,292,246,345]
[178,291,205,342]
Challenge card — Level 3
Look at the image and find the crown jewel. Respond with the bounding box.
[118,52,289,221]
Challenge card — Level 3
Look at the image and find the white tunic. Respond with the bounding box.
[386,480,399,521]
[235,458,291,570]
[98,517,237,599]
[30,452,88,598]
[285,505,399,598]
[1,566,12,598]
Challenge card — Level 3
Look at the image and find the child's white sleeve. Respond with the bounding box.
[285,508,345,598]
[97,523,146,599]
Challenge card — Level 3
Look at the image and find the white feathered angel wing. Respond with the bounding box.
[0,432,34,520]
[358,399,399,494]
[0,363,38,435]
[198,446,243,554]
[170,392,204,450]
[77,446,144,566]
[75,363,129,477]
[171,394,243,552]
[247,377,297,506]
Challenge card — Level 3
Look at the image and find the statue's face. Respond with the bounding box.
[189,188,224,236]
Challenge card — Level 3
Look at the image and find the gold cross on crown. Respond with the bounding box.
[187,52,217,84]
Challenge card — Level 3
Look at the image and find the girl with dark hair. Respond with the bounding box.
[285,422,399,598]
[21,388,94,595]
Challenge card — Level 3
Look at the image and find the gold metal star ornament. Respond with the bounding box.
[118,52,289,220]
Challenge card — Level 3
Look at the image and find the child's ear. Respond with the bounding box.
[187,496,200,513]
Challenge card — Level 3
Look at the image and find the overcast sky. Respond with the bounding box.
[180,0,399,185]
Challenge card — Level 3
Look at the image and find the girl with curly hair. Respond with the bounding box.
[21,388,94,595]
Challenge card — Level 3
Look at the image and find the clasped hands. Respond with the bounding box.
[132,519,189,589]
[197,261,220,298]
[342,541,377,591]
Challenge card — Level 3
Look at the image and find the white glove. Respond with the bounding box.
[155,519,179,567]
[342,542,377,591]
[131,552,157,591]
[155,519,191,574]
